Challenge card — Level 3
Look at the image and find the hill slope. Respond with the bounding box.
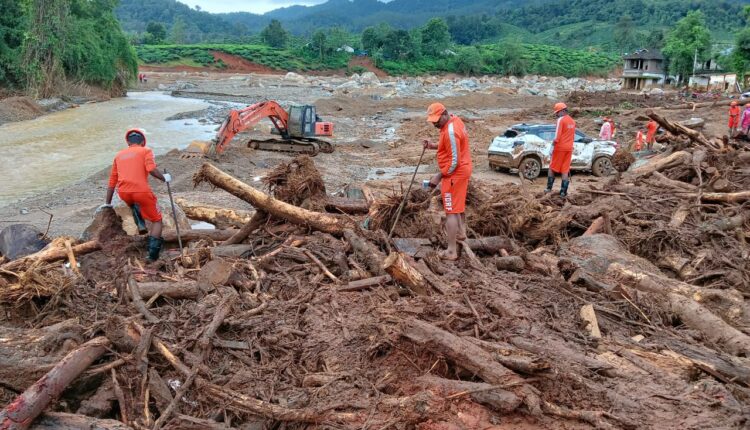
[116,0,750,48]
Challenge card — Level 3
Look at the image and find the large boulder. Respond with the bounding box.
[359,72,380,86]
[80,207,127,242]
[0,224,49,260]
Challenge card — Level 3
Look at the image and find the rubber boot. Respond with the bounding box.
[146,236,163,262]
[544,175,555,193]
[131,204,148,234]
[560,180,570,198]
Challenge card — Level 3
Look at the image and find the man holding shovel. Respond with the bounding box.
[100,129,171,262]
[422,103,473,261]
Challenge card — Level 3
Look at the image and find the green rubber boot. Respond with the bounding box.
[560,180,570,198]
[131,204,148,234]
[544,176,555,193]
[146,236,164,262]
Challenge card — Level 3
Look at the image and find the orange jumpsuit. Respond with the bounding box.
[646,120,658,143]
[729,105,741,128]
[437,115,472,214]
[551,114,575,174]
[635,131,644,151]
[108,145,162,222]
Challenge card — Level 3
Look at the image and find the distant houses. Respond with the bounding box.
[621,49,668,90]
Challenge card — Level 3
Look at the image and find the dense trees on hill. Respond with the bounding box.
[1,0,137,95]
[663,11,712,84]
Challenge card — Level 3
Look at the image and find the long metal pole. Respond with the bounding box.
[387,145,427,240]
[164,170,183,252]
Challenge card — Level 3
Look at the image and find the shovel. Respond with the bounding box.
[164,169,183,253]
[387,145,427,240]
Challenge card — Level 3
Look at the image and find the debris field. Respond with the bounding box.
[0,107,749,430]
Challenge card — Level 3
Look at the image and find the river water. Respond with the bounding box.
[0,92,216,206]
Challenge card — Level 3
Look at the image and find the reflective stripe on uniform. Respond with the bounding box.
[447,122,458,175]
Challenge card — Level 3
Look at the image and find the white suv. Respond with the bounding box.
[488,123,617,179]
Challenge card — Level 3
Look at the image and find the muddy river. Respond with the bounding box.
[0,92,216,206]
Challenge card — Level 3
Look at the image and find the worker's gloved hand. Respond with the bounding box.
[163,173,172,183]
[95,204,113,214]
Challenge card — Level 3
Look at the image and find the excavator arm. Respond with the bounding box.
[211,101,290,155]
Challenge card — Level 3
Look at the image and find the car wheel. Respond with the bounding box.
[519,156,541,179]
[592,156,614,177]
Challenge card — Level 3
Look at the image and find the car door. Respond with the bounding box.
[536,129,555,167]
[571,131,594,169]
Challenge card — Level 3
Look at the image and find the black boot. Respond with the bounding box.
[544,175,555,193]
[146,236,163,262]
[560,180,570,198]
[131,204,148,234]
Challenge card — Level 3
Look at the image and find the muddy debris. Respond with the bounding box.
[1,127,750,429]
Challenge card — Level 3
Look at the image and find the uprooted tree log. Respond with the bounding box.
[2,240,101,271]
[628,151,692,178]
[162,229,237,243]
[0,337,110,430]
[28,413,133,430]
[646,111,720,150]
[174,197,253,229]
[194,163,356,236]
[382,252,428,295]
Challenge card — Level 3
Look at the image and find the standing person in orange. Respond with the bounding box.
[634,128,645,151]
[599,117,613,141]
[545,102,575,198]
[728,101,741,136]
[646,119,658,151]
[100,129,172,262]
[423,103,473,261]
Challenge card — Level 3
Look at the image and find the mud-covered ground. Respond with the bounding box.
[0,70,732,239]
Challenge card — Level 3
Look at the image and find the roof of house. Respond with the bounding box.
[623,49,664,60]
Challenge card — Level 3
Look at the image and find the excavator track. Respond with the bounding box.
[247,138,333,156]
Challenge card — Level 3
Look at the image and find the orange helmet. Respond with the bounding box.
[426,102,446,123]
[731,101,738,106]
[553,102,568,113]
[125,128,147,146]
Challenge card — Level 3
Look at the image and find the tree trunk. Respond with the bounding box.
[194,163,356,236]
[136,281,202,300]
[649,171,698,192]
[416,375,521,413]
[0,320,85,392]
[383,252,428,296]
[700,191,750,203]
[174,197,253,229]
[28,412,133,430]
[222,211,268,245]
[162,229,238,243]
[628,151,691,178]
[0,337,110,430]
[324,197,370,214]
[2,241,101,272]
[646,111,719,150]
[495,256,525,272]
[401,319,539,414]
[343,229,386,276]
[463,237,517,255]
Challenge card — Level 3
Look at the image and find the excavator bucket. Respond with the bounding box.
[181,140,214,159]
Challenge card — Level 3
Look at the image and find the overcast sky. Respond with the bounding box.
[178,0,331,14]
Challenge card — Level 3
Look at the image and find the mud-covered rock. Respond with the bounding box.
[0,223,49,260]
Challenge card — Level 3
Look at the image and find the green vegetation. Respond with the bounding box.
[261,20,289,49]
[136,44,349,71]
[663,11,712,84]
[1,0,137,95]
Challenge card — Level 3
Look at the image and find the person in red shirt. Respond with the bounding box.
[545,102,575,198]
[646,119,658,151]
[728,101,741,136]
[101,129,172,262]
[423,102,473,261]
[634,129,645,151]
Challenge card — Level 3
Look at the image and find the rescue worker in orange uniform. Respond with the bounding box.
[423,103,473,261]
[101,129,171,262]
[634,129,645,151]
[545,103,575,198]
[729,101,741,136]
[646,119,658,151]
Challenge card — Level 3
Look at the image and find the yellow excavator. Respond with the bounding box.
[186,100,334,157]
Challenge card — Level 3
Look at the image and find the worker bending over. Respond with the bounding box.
[545,103,575,198]
[101,129,172,262]
[423,103,473,261]
[729,101,740,136]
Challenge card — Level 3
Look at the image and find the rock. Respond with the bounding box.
[359,72,380,85]
[284,72,304,82]
[518,87,539,96]
[0,224,49,260]
[113,201,191,236]
[649,87,665,96]
[80,207,127,242]
[337,80,361,90]
[543,89,559,99]
[157,84,168,90]
[456,78,479,90]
